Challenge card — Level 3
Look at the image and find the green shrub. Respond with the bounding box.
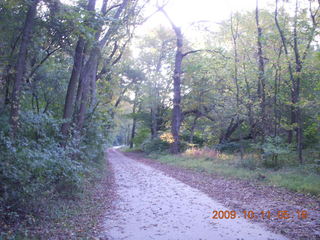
[252,136,291,169]
[0,111,106,223]
[214,142,242,152]
[133,128,150,146]
[141,137,170,154]
[180,133,205,147]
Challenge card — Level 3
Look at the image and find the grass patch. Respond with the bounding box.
[121,146,143,153]
[150,152,320,196]
[268,169,320,195]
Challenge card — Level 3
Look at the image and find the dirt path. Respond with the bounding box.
[123,151,320,240]
[101,149,288,240]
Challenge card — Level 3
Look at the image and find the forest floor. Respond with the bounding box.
[101,149,320,240]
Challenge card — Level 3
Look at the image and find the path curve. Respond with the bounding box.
[101,149,287,240]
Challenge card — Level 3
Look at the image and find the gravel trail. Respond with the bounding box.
[101,149,287,240]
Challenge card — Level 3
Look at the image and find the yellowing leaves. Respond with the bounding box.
[160,132,174,143]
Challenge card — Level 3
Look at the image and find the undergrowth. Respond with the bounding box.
[0,111,110,238]
[148,147,320,196]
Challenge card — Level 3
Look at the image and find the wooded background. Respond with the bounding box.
[0,0,319,235]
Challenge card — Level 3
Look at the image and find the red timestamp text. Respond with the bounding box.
[211,210,308,220]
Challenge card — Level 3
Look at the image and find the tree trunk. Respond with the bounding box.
[76,53,98,131]
[171,28,183,154]
[61,0,97,137]
[10,0,39,136]
[219,118,245,143]
[75,0,129,132]
[151,107,158,139]
[130,101,137,149]
[256,0,266,140]
[150,41,165,139]
[274,0,318,163]
[230,13,244,159]
[160,9,183,154]
[61,37,85,136]
[189,116,199,144]
[292,0,303,163]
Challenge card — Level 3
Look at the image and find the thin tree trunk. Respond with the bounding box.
[151,107,158,138]
[243,61,256,140]
[189,116,199,144]
[292,0,305,163]
[130,101,137,149]
[151,41,166,139]
[230,13,244,159]
[89,61,98,112]
[10,0,39,136]
[275,0,296,144]
[275,0,319,163]
[256,0,266,140]
[273,47,282,137]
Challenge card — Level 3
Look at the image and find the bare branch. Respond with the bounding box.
[182,50,202,58]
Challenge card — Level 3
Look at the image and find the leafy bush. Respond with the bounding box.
[133,127,150,146]
[252,136,291,169]
[304,122,320,147]
[180,133,205,147]
[141,137,170,154]
[0,111,106,223]
[214,142,242,152]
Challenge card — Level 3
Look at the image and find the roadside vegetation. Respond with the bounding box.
[0,0,147,237]
[124,144,320,196]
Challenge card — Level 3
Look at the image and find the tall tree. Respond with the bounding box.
[61,0,96,137]
[255,0,266,140]
[10,0,40,136]
[275,0,319,163]
[160,9,183,154]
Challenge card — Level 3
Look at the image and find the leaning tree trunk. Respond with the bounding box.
[61,0,96,137]
[61,37,85,136]
[75,0,129,132]
[10,0,39,136]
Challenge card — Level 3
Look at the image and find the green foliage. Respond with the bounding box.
[141,137,170,154]
[261,136,291,155]
[304,122,320,147]
[180,132,205,147]
[133,127,150,146]
[0,111,105,223]
[251,137,291,168]
[214,142,242,152]
[151,152,320,196]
